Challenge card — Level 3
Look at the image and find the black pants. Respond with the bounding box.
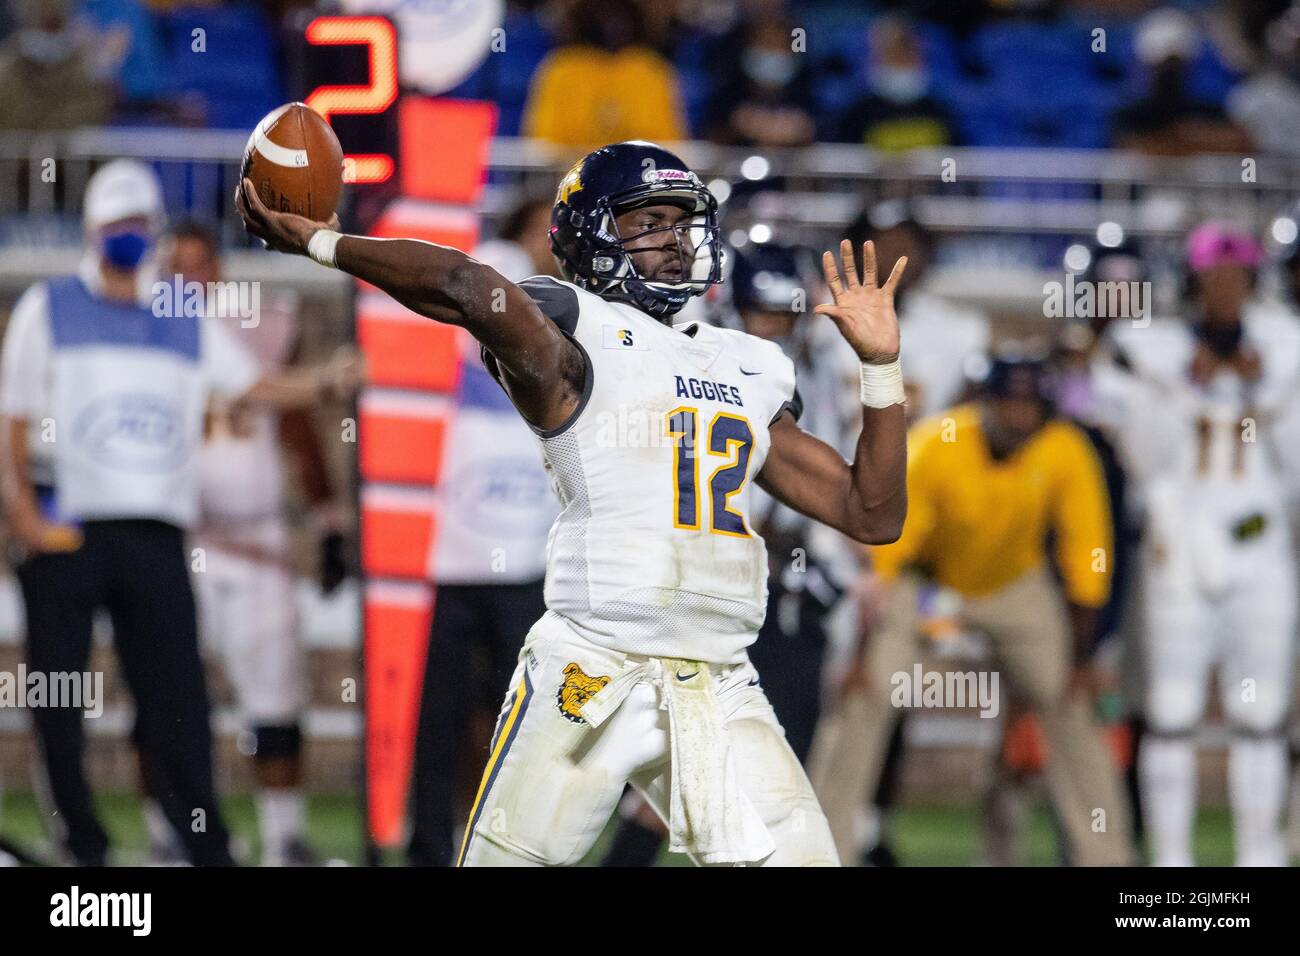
[17,519,233,866]
[746,580,832,764]
[407,579,546,866]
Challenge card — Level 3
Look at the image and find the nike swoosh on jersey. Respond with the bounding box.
[739,367,762,376]
[676,670,700,682]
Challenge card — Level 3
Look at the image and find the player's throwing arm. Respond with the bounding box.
[235,178,583,435]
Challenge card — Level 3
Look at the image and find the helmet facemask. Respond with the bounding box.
[562,185,724,320]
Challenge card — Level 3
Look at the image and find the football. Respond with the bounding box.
[241,102,344,222]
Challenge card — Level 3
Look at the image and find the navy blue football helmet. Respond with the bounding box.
[1079,237,1148,287]
[550,141,724,320]
[982,345,1055,406]
[730,242,807,314]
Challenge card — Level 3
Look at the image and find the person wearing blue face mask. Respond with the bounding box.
[705,12,817,147]
[0,159,361,866]
[99,220,154,271]
[0,0,112,131]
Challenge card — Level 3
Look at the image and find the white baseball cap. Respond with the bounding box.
[1135,9,1199,66]
[83,159,164,230]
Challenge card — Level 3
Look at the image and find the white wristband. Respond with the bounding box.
[307,229,341,269]
[860,359,906,408]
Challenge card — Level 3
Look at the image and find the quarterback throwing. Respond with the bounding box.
[237,141,908,866]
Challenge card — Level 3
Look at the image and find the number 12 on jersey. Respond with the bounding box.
[666,407,754,537]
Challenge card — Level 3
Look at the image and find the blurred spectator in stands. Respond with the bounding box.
[835,16,955,152]
[1113,8,1250,155]
[892,0,1063,36]
[1227,3,1300,156]
[523,0,686,150]
[78,0,169,106]
[0,0,112,131]
[704,8,817,147]
[846,201,988,419]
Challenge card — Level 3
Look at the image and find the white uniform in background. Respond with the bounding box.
[429,241,558,584]
[458,276,838,867]
[1098,307,1300,867]
[896,289,989,418]
[194,290,306,727]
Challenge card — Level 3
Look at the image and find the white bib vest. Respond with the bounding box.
[46,276,207,528]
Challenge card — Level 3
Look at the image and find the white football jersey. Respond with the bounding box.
[196,291,299,524]
[484,277,801,664]
[1098,310,1300,595]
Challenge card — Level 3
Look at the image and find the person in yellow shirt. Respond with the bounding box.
[808,351,1134,866]
[523,0,686,151]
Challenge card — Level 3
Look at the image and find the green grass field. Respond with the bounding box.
[0,790,1239,866]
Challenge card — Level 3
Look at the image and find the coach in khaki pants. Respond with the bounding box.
[809,355,1133,866]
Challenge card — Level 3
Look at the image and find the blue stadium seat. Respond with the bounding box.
[1080,16,1241,107]
[934,81,998,144]
[800,6,875,69]
[972,22,1093,75]
[939,66,1112,150]
[674,32,718,136]
[158,6,284,129]
[1186,44,1242,106]
[444,10,553,137]
[79,0,171,103]
[911,20,964,84]
[1090,20,1138,82]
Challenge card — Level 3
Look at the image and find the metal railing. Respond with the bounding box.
[3,128,1297,306]
[3,129,1297,233]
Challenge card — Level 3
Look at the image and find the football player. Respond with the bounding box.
[237,141,909,866]
[173,221,341,866]
[1097,222,1300,865]
[1269,208,1300,861]
[600,241,864,866]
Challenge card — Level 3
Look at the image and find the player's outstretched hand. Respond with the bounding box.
[235,177,340,257]
[814,239,906,364]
